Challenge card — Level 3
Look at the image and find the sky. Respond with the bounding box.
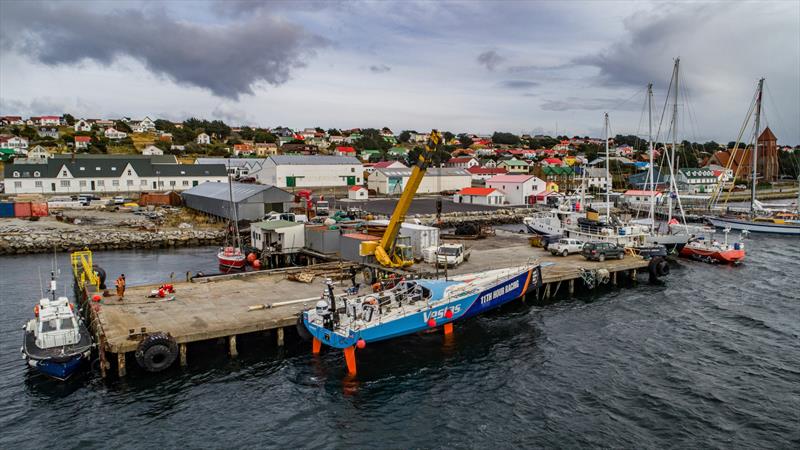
[0,0,798,144]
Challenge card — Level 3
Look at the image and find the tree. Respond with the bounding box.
[398,130,412,143]
[327,128,341,136]
[457,133,473,148]
[315,127,325,133]
[254,130,276,143]
[579,143,601,162]
[115,121,132,133]
[238,126,255,140]
[154,119,175,132]
[353,128,391,151]
[62,114,75,126]
[443,131,455,142]
[492,132,521,146]
[17,126,38,141]
[702,141,721,153]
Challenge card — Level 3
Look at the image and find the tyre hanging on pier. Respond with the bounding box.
[648,257,669,282]
[135,332,178,372]
[296,315,312,341]
[92,265,107,290]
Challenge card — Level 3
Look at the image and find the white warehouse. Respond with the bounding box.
[368,167,472,195]
[260,155,363,188]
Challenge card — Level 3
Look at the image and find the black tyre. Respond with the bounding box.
[619,252,624,260]
[135,332,178,373]
[562,250,568,257]
[657,260,670,276]
[296,315,312,341]
[598,254,605,262]
[93,265,107,290]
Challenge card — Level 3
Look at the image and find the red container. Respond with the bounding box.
[13,202,32,218]
[31,202,49,217]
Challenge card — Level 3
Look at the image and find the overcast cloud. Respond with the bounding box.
[0,0,797,143]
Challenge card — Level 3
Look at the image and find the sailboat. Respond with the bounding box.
[217,171,246,269]
[708,79,800,235]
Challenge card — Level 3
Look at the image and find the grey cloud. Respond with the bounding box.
[541,97,640,112]
[369,64,391,73]
[500,80,539,89]
[477,50,505,71]
[0,2,328,99]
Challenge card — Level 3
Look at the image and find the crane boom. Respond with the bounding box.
[371,129,443,268]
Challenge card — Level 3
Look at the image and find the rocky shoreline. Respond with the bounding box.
[413,207,538,228]
[0,227,225,255]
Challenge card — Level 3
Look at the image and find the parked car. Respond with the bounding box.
[581,242,625,261]
[113,196,127,205]
[549,238,584,257]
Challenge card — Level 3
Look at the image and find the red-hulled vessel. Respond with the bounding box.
[217,246,246,269]
[679,229,746,264]
[217,169,246,270]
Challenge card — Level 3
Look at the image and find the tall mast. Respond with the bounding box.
[667,58,679,223]
[604,112,610,219]
[751,78,764,215]
[227,162,241,247]
[647,83,655,224]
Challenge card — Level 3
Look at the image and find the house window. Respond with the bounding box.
[351,168,355,173]
[79,180,87,187]
[35,181,42,188]
[33,171,40,177]
[158,181,164,187]
[141,180,147,185]
[183,180,189,186]
[12,171,19,177]
[111,167,116,171]
[62,170,67,176]
[60,180,70,187]
[170,181,176,187]
[14,181,21,188]
[97,180,104,186]
[127,180,134,186]
[96,167,101,171]
[127,170,132,175]
[80,167,85,171]
[112,180,120,186]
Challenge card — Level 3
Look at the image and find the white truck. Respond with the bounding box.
[263,211,308,223]
[549,238,584,257]
[434,243,471,267]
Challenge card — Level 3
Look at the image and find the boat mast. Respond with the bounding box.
[668,59,679,223]
[604,112,611,219]
[227,162,241,248]
[647,83,655,225]
[751,78,764,216]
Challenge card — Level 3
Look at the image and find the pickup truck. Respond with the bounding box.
[435,243,471,267]
[549,238,584,257]
[581,242,625,261]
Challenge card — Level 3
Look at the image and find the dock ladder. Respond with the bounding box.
[71,250,100,290]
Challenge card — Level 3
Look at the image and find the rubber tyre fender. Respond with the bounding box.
[296,315,312,342]
[135,332,178,372]
[92,265,107,290]
[648,257,662,280]
[657,259,670,277]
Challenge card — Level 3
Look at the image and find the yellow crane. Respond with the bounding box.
[361,129,443,268]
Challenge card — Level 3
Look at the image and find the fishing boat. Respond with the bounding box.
[707,79,800,236]
[679,228,746,264]
[217,173,246,269]
[303,264,541,357]
[21,272,92,380]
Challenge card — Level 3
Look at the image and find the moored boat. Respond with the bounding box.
[21,272,92,380]
[678,229,746,264]
[303,264,541,356]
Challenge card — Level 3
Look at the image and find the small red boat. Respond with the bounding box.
[679,234,745,264]
[218,246,246,269]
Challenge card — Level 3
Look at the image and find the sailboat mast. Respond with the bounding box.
[227,162,241,246]
[647,83,655,224]
[668,58,680,223]
[751,78,764,215]
[604,112,611,219]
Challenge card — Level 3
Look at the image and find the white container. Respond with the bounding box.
[399,223,440,259]
[422,246,438,263]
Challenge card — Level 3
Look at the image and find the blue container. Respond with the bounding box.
[0,202,14,218]
[619,228,626,235]
[734,243,740,250]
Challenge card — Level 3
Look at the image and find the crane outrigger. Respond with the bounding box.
[361,129,444,268]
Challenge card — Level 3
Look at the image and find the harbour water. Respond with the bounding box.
[0,236,798,448]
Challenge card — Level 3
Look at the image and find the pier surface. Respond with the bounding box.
[80,231,651,376]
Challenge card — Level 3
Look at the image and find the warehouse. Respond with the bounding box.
[368,167,472,194]
[260,155,363,188]
[181,181,295,221]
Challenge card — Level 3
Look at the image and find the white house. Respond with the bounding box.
[74,136,91,150]
[363,160,407,175]
[196,133,211,145]
[409,132,429,143]
[329,135,346,144]
[368,167,472,195]
[26,145,51,159]
[250,220,305,253]
[38,116,61,126]
[453,187,505,205]
[131,116,156,133]
[142,145,164,156]
[676,167,717,194]
[466,166,507,182]
[622,190,663,209]
[584,167,611,192]
[446,156,479,169]
[195,157,267,181]
[104,128,128,140]
[74,119,92,132]
[348,185,368,200]
[486,174,546,205]
[261,155,363,188]
[0,135,29,150]
[3,155,227,195]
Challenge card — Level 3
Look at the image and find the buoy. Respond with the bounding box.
[427,318,436,328]
[247,253,257,263]
[444,309,453,319]
[158,288,166,298]
[34,305,39,317]
[92,294,102,302]
[356,338,366,349]
[252,260,262,270]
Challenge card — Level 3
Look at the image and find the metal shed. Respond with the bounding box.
[181,181,295,221]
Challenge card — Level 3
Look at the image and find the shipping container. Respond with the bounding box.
[399,223,440,259]
[31,202,49,217]
[0,202,14,218]
[14,202,32,218]
[304,225,341,255]
[340,233,379,264]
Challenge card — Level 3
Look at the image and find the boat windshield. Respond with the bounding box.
[42,319,58,332]
[60,318,75,330]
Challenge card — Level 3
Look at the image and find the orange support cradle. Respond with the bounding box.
[312,338,322,354]
[443,323,454,335]
[343,346,357,375]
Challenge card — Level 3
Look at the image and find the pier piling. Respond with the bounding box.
[180,344,188,368]
[228,335,238,358]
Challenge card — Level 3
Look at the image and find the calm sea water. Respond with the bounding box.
[0,238,798,448]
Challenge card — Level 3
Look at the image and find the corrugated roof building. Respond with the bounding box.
[181,181,295,221]
[368,167,472,194]
[260,155,364,188]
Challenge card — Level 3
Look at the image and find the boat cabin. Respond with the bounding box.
[35,297,81,349]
